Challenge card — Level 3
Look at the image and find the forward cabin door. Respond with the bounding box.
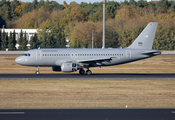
[36,50,41,60]
[126,50,131,60]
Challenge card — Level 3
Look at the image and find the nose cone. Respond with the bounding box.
[15,57,21,64]
[15,57,28,65]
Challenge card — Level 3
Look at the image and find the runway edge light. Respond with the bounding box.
[125,105,128,108]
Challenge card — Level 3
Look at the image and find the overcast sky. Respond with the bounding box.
[20,0,123,4]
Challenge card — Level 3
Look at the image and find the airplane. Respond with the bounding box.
[15,22,161,75]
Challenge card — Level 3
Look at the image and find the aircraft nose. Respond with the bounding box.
[15,57,21,64]
[15,57,29,65]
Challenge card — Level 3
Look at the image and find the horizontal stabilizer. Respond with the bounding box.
[141,50,161,55]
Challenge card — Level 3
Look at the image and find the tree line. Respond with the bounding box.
[0,29,16,50]
[0,0,175,50]
[0,29,66,50]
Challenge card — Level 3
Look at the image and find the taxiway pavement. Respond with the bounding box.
[0,109,175,120]
[0,73,175,79]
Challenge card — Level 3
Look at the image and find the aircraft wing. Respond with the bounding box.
[76,57,112,64]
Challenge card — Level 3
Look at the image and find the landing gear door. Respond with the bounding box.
[36,50,41,60]
[126,50,131,60]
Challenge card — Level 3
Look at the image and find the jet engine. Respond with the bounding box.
[52,66,61,71]
[61,63,77,72]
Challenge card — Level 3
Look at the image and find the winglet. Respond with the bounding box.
[128,22,158,50]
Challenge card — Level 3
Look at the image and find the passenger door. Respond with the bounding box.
[126,50,131,60]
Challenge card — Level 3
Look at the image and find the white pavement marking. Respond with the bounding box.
[171,111,175,114]
[0,112,25,114]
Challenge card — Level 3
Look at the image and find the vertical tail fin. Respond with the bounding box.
[128,22,158,50]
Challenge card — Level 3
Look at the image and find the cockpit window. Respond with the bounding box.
[22,54,27,56]
[22,53,30,56]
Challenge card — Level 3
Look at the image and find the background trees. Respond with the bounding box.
[8,31,13,50]
[0,0,175,50]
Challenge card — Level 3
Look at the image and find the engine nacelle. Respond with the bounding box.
[52,66,61,71]
[61,63,77,72]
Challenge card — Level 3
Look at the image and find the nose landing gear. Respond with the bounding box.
[35,66,40,74]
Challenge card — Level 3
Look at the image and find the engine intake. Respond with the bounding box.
[52,66,61,71]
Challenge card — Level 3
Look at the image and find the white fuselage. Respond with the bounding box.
[15,48,160,67]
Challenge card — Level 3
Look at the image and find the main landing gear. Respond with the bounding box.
[79,69,92,75]
[35,66,40,74]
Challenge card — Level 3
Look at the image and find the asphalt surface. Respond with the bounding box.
[0,109,175,120]
[0,73,175,79]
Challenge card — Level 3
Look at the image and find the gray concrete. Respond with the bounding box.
[161,51,175,55]
[0,51,25,55]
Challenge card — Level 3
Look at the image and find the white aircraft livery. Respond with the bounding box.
[15,22,161,75]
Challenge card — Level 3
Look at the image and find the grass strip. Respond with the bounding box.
[0,79,174,108]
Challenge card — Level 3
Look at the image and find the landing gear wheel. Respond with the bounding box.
[35,71,40,74]
[35,66,40,75]
[86,70,92,75]
[79,69,85,75]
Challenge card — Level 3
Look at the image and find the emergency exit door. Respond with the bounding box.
[36,50,41,60]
